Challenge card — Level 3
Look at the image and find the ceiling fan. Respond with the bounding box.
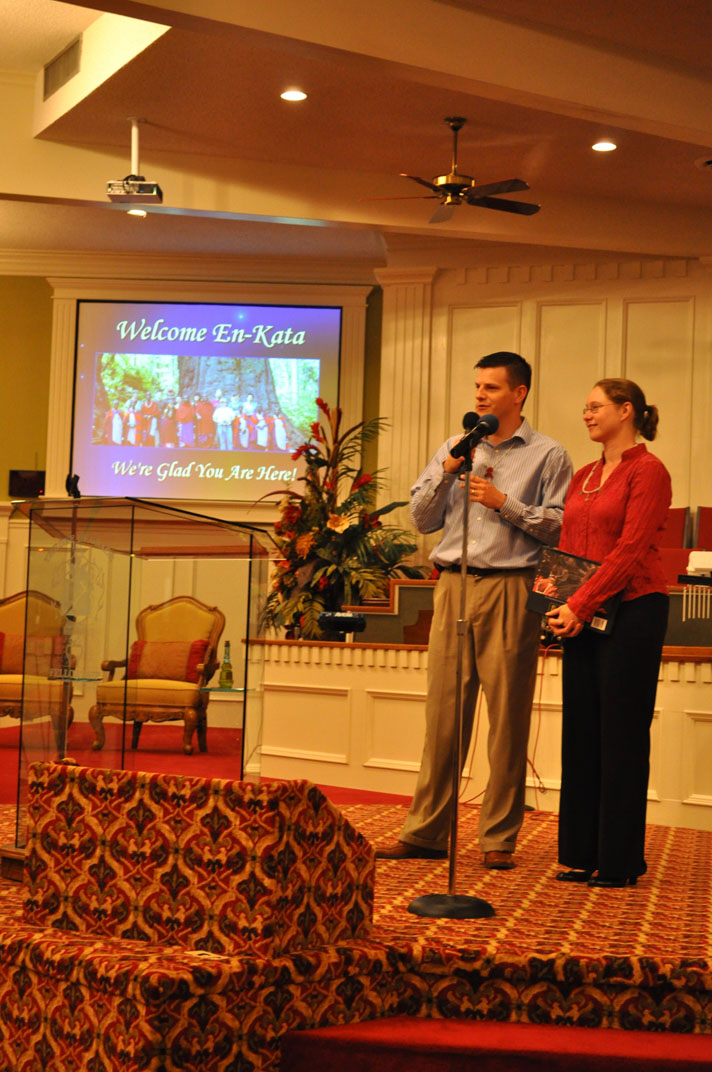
[398,116,540,223]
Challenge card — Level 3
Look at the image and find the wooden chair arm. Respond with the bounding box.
[201,660,220,684]
[101,657,127,681]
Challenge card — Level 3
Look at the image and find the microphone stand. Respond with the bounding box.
[408,446,495,920]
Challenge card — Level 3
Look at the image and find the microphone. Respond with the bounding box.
[449,412,499,459]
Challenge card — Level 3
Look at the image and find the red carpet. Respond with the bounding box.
[281,1017,712,1070]
[0,723,411,806]
[0,722,244,803]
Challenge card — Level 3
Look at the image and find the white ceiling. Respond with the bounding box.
[0,0,97,69]
[2,0,712,264]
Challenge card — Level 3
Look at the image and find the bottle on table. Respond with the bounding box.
[218,640,233,688]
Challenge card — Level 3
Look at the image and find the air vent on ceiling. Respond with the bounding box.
[43,36,82,100]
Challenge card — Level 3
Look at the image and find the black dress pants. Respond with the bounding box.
[558,593,669,878]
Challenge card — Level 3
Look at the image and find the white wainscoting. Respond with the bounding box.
[261,641,712,831]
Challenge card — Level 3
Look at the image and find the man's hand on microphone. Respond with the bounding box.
[443,450,466,475]
[464,474,507,511]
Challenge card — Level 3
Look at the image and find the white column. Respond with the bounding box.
[44,295,77,499]
[339,301,369,438]
[0,503,13,598]
[373,267,438,530]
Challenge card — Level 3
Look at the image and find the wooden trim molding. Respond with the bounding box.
[662,646,712,663]
[0,250,381,284]
[460,259,693,287]
[257,639,712,663]
[257,638,429,652]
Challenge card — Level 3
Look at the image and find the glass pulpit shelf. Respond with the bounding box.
[11,496,270,848]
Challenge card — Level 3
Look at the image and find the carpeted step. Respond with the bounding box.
[280,1017,712,1071]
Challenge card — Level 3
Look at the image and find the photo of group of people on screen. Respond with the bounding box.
[97,389,290,452]
[91,351,321,454]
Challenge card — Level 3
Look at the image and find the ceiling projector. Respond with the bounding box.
[106,175,163,204]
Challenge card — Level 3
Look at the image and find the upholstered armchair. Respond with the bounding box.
[88,595,225,755]
[0,590,73,752]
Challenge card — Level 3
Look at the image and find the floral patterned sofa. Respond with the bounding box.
[0,762,424,1072]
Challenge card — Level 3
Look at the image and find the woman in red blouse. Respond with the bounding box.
[546,379,671,888]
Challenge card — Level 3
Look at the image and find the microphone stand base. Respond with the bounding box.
[407,893,495,919]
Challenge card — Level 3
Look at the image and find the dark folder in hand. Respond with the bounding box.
[527,546,622,634]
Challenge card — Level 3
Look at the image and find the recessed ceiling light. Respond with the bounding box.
[281,88,307,102]
[127,208,147,217]
[592,140,617,152]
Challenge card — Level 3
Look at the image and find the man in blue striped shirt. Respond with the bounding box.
[377,352,573,870]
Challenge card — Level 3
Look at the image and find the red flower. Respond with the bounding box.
[316,397,331,417]
[310,421,325,442]
[318,575,329,590]
[291,444,308,461]
[352,473,372,491]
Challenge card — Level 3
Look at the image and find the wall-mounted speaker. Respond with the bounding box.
[8,470,45,498]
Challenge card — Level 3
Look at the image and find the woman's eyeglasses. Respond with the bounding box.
[582,402,614,415]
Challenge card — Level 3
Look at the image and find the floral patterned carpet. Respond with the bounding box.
[335,801,712,1034]
[2,797,712,1035]
[3,798,711,962]
[344,802,712,960]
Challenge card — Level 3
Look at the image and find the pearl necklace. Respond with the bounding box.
[581,459,604,500]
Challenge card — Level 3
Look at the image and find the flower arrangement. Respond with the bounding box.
[261,397,423,639]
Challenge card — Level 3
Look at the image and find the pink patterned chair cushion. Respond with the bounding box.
[22,762,374,957]
[0,633,66,676]
[126,638,209,682]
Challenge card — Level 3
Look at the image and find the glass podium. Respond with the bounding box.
[10,497,271,850]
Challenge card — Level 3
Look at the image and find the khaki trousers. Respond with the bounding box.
[400,568,540,853]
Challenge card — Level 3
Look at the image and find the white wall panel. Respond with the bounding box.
[682,709,712,807]
[647,708,662,803]
[261,644,712,831]
[537,303,606,473]
[363,688,426,771]
[624,299,694,507]
[194,557,250,683]
[448,305,521,433]
[262,683,351,764]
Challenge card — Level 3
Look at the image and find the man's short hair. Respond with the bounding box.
[475,351,531,393]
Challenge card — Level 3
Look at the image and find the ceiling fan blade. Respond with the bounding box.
[358,194,439,202]
[394,123,539,220]
[430,201,457,223]
[469,196,541,215]
[464,178,530,200]
[400,173,440,193]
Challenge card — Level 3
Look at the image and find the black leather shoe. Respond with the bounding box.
[587,874,637,888]
[375,840,447,860]
[555,869,593,883]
